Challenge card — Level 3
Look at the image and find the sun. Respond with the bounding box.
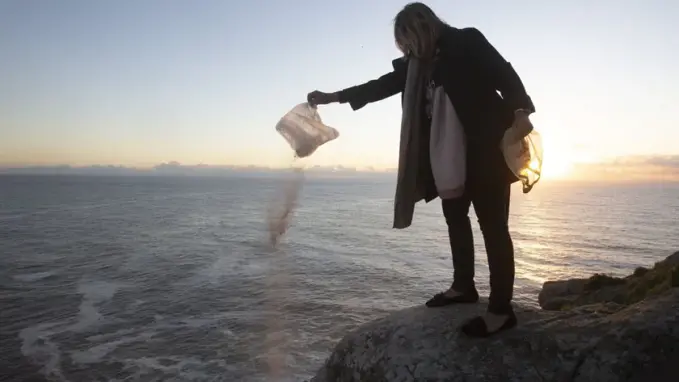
[542,154,573,179]
[540,139,574,180]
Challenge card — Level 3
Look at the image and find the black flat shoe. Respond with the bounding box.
[460,310,517,338]
[425,290,479,308]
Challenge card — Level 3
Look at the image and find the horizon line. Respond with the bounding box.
[3,153,679,171]
[2,162,679,184]
[0,162,396,172]
[2,153,679,183]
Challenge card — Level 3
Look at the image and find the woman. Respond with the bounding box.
[307,2,535,337]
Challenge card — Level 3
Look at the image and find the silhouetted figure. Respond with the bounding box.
[307,2,535,337]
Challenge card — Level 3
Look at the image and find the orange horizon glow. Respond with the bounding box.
[2,157,678,183]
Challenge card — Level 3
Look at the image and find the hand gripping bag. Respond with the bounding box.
[501,127,543,193]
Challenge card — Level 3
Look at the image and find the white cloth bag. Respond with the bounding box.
[429,87,466,199]
[275,103,339,158]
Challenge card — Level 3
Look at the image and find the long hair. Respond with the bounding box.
[394,2,447,58]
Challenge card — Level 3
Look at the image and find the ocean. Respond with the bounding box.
[1,174,677,381]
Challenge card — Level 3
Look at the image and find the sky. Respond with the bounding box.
[1,0,678,180]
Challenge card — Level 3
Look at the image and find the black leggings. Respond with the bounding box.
[441,183,514,314]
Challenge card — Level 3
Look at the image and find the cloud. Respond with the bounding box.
[0,164,144,176]
[570,155,679,182]
[0,162,394,178]
[2,156,678,182]
[635,155,679,169]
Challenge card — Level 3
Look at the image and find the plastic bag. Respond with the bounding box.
[275,103,339,158]
[501,127,543,193]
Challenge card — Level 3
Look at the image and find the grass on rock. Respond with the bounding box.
[563,259,679,310]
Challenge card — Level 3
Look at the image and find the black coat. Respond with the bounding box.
[337,26,535,198]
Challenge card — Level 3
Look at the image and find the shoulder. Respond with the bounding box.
[391,56,408,72]
[438,26,485,49]
[458,27,484,38]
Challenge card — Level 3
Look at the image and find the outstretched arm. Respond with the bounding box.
[466,28,535,114]
[336,67,406,111]
[308,58,407,110]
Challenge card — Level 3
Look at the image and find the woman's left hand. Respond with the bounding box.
[511,111,534,143]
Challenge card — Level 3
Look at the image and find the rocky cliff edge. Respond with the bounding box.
[311,251,679,382]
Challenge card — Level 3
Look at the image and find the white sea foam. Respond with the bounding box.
[120,356,230,381]
[70,331,155,365]
[19,321,68,381]
[18,279,127,380]
[13,271,55,282]
[69,280,124,332]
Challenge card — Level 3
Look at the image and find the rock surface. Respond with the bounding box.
[538,278,587,310]
[311,252,679,382]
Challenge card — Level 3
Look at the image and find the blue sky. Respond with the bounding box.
[1,0,678,178]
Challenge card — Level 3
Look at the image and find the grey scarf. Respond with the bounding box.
[392,58,466,229]
[392,58,433,229]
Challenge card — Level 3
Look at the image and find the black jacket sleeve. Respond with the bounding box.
[465,28,535,113]
[336,58,407,111]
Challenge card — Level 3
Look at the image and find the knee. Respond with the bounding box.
[477,216,509,235]
[446,214,470,230]
[443,205,469,227]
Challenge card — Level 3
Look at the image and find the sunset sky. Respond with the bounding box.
[1,0,678,180]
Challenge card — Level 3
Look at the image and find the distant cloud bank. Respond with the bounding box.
[1,156,678,182]
[0,161,396,178]
[570,155,679,182]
